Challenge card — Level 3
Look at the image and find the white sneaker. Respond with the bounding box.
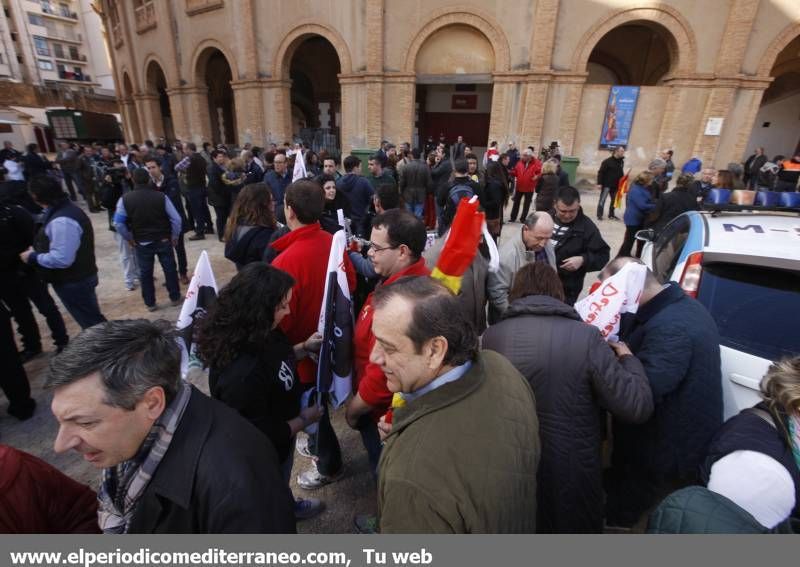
[297,464,342,490]
[295,434,313,459]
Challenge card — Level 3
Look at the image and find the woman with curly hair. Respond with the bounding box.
[223,182,279,270]
[316,173,352,235]
[699,356,800,528]
[196,262,324,520]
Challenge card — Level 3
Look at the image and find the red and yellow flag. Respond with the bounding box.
[613,169,631,210]
[430,197,484,295]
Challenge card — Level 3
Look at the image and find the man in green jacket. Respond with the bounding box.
[371,276,540,533]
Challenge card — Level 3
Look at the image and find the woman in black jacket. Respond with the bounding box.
[316,173,352,234]
[483,161,508,242]
[223,182,278,270]
[481,262,654,533]
[535,160,560,213]
[197,263,324,520]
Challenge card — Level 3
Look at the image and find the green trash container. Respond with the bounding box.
[560,156,580,186]
[350,148,377,176]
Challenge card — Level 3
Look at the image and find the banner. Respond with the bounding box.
[599,86,640,149]
[316,230,353,408]
[574,262,647,341]
[176,250,218,376]
[292,147,307,182]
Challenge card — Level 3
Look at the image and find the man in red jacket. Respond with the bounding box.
[508,147,542,223]
[271,179,356,490]
[344,209,430,474]
[0,444,100,533]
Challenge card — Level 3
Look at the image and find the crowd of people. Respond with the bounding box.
[0,133,798,535]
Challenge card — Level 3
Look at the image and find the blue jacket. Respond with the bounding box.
[623,183,656,226]
[336,173,374,236]
[263,170,291,208]
[616,282,722,479]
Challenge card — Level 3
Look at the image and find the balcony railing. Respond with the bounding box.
[134,1,157,33]
[41,5,78,19]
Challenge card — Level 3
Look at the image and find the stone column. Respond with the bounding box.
[131,93,153,143]
[551,74,587,155]
[518,74,551,150]
[261,79,293,145]
[338,75,369,155]
[134,93,163,140]
[174,86,213,144]
[119,98,142,143]
[529,0,560,71]
[728,79,771,162]
[382,73,416,150]
[488,75,524,149]
[165,87,190,142]
[691,82,738,165]
[231,80,265,146]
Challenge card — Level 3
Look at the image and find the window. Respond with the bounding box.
[28,13,44,26]
[51,114,77,138]
[38,59,54,70]
[59,3,71,17]
[69,45,78,60]
[133,0,156,33]
[33,36,50,56]
[52,43,64,58]
[697,263,800,361]
[652,214,691,283]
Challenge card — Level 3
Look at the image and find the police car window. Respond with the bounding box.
[652,215,691,283]
[697,263,800,361]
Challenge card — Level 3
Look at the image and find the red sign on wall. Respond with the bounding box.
[451,94,477,110]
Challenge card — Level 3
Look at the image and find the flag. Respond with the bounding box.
[176,251,218,376]
[315,230,353,408]
[430,196,486,294]
[613,168,631,210]
[574,262,647,341]
[292,148,307,182]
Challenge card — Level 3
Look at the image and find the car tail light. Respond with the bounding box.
[679,252,704,298]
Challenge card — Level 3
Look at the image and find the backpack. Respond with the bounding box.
[448,183,475,208]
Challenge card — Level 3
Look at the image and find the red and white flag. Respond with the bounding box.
[575,262,647,341]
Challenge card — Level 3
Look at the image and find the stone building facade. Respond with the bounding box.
[98,0,800,176]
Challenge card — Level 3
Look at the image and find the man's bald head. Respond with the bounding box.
[600,256,659,288]
[521,212,554,252]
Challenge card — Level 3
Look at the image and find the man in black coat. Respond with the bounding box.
[550,186,610,306]
[595,147,625,220]
[47,319,296,534]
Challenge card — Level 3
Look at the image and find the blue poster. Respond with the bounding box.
[599,86,640,149]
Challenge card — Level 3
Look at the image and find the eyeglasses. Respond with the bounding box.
[367,241,399,253]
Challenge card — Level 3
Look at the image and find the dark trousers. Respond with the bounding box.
[510,191,533,222]
[52,274,106,329]
[0,272,40,351]
[82,179,100,211]
[175,232,188,276]
[356,414,382,478]
[0,305,34,417]
[619,225,643,258]
[597,186,617,219]
[306,392,342,477]
[605,463,694,528]
[24,268,68,348]
[188,186,213,234]
[212,205,229,241]
[135,241,180,307]
[62,171,78,201]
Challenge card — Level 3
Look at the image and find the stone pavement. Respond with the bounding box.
[0,184,626,533]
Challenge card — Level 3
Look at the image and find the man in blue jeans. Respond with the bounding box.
[21,176,106,329]
[114,169,182,312]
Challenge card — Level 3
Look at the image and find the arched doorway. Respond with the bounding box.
[145,61,175,142]
[122,72,142,142]
[746,34,800,159]
[413,24,494,156]
[586,22,676,85]
[287,36,341,155]
[196,48,236,145]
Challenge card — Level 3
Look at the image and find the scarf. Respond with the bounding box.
[97,381,192,533]
[789,413,800,473]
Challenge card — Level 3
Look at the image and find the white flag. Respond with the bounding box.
[176,251,218,376]
[574,262,647,342]
[315,230,353,408]
[292,148,307,182]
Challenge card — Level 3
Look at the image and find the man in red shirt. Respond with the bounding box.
[271,179,355,489]
[508,147,542,223]
[344,209,430,474]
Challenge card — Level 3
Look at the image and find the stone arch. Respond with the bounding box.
[756,23,800,78]
[144,58,175,141]
[142,54,174,92]
[273,22,353,79]
[403,8,511,73]
[190,39,238,85]
[572,4,697,76]
[121,70,135,98]
[121,70,142,142]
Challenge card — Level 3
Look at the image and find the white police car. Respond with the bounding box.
[639,210,800,419]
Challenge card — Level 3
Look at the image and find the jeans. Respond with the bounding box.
[405,202,424,219]
[114,232,140,287]
[597,186,617,219]
[509,191,533,222]
[24,268,68,347]
[135,240,180,307]
[306,392,342,477]
[52,274,106,329]
[0,271,41,351]
[62,171,78,200]
[187,186,213,234]
[212,205,229,241]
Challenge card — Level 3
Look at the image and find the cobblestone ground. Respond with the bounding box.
[1,182,625,533]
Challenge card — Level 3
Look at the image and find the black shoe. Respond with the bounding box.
[609,215,619,221]
[8,398,36,421]
[19,347,43,363]
[205,226,215,235]
[597,216,604,221]
[188,233,205,241]
[109,225,116,232]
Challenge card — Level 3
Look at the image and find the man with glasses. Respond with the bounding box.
[344,209,430,476]
[550,186,609,306]
[487,211,555,323]
[264,152,292,223]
